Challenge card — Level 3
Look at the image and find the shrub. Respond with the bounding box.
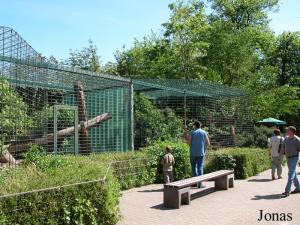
[236,126,276,148]
[0,78,33,138]
[142,140,191,182]
[253,126,274,148]
[22,144,69,171]
[31,105,75,136]
[236,133,254,147]
[88,151,155,190]
[134,93,183,148]
[207,148,271,179]
[0,155,120,225]
[213,154,237,170]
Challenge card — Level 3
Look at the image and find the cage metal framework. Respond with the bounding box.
[0,26,133,158]
[133,79,252,148]
[0,26,252,160]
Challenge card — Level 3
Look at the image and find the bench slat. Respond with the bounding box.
[164,170,233,189]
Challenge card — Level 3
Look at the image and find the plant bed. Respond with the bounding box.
[0,150,120,225]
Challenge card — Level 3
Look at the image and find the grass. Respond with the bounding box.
[0,155,109,196]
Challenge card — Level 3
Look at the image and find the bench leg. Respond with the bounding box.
[228,174,234,188]
[181,191,190,205]
[215,175,229,190]
[164,188,181,209]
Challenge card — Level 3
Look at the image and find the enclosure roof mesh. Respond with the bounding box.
[1,26,245,97]
[0,26,131,91]
[133,79,245,98]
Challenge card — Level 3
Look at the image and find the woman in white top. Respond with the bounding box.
[268,129,284,180]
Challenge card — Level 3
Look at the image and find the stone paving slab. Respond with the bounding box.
[118,166,300,225]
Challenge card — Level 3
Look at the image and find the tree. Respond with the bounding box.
[66,40,101,72]
[134,93,183,148]
[251,86,300,121]
[209,0,279,29]
[269,31,300,86]
[162,0,210,79]
[113,1,210,79]
[204,21,260,86]
[0,78,33,139]
[114,36,179,78]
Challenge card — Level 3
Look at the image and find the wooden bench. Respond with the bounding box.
[163,170,234,209]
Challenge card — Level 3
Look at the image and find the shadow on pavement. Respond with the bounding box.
[138,188,163,193]
[150,187,216,210]
[191,187,216,200]
[150,204,176,211]
[251,194,282,200]
[248,178,273,182]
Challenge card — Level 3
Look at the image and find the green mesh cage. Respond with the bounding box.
[0,26,133,157]
[133,79,252,148]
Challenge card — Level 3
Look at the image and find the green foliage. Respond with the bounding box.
[22,144,69,171]
[0,144,272,224]
[134,93,183,148]
[252,86,300,121]
[270,31,300,86]
[31,105,75,135]
[213,154,237,170]
[253,126,274,148]
[142,140,191,182]
[237,126,274,148]
[209,0,279,28]
[236,132,255,147]
[163,0,209,79]
[66,39,101,72]
[0,155,120,225]
[207,148,271,179]
[0,78,33,138]
[88,151,155,190]
[106,0,300,127]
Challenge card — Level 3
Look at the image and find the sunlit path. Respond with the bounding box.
[119,166,300,225]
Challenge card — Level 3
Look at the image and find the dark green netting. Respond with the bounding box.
[133,79,252,148]
[0,26,132,155]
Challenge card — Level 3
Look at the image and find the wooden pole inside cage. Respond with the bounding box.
[74,80,92,154]
[7,112,112,156]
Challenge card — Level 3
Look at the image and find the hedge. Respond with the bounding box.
[0,143,271,224]
[0,155,120,225]
[103,142,271,185]
[137,141,271,181]
[206,148,271,179]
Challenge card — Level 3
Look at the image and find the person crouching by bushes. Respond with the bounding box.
[161,146,175,184]
[268,128,284,180]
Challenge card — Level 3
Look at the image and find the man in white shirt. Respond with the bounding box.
[268,129,284,180]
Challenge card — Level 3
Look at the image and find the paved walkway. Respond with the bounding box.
[118,166,300,225]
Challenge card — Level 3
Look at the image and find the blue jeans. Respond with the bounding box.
[285,156,300,193]
[190,156,205,177]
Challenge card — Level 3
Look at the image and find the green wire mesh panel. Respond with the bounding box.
[133,79,253,148]
[0,26,132,160]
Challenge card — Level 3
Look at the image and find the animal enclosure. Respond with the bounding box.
[0,26,133,159]
[133,79,252,148]
[0,26,252,161]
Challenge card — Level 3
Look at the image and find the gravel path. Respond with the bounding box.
[118,166,300,225]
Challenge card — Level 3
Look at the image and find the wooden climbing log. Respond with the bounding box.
[74,80,92,154]
[7,112,112,156]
